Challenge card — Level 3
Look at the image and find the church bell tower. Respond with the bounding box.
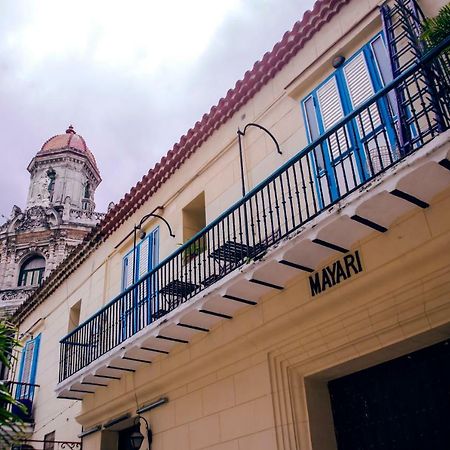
[0,126,104,318]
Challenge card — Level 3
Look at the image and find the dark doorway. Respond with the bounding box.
[328,339,450,450]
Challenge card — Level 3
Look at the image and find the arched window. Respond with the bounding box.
[18,255,45,287]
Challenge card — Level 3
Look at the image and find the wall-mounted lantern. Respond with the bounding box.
[130,415,152,450]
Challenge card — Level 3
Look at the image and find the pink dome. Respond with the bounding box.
[37,126,100,176]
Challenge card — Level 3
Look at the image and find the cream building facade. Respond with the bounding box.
[6,0,450,449]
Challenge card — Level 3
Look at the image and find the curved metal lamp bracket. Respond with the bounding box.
[137,213,175,238]
[237,123,282,155]
[237,122,282,196]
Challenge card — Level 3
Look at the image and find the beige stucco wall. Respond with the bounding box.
[76,186,450,450]
[14,0,450,446]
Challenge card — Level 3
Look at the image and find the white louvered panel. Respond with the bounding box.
[138,237,149,279]
[317,77,349,159]
[21,340,35,384]
[317,78,343,129]
[344,53,381,135]
[124,253,134,289]
[137,237,150,304]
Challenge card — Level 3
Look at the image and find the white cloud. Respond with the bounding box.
[6,0,242,75]
[0,0,315,217]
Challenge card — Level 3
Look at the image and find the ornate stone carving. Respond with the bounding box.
[15,206,51,232]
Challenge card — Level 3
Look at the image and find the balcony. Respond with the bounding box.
[0,381,39,447]
[2,381,39,422]
[56,38,450,398]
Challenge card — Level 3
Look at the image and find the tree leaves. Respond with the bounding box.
[421,3,450,50]
[0,321,25,447]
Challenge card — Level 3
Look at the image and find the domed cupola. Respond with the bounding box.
[26,126,101,211]
[36,125,100,179]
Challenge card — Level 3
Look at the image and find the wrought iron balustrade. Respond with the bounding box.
[59,37,450,382]
[11,439,82,449]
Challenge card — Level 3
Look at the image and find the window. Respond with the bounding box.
[122,228,159,290]
[302,34,397,202]
[68,300,81,333]
[120,229,159,337]
[18,255,45,287]
[16,334,40,407]
[43,431,55,450]
[182,192,206,262]
[182,192,206,242]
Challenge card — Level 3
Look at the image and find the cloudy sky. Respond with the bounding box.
[0,0,315,218]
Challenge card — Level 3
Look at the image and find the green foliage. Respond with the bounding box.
[0,321,25,445]
[421,3,450,50]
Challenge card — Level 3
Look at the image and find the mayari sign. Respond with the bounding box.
[309,250,363,297]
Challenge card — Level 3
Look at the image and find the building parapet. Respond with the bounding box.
[68,209,105,224]
[0,288,35,319]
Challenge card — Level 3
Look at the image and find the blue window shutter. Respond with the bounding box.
[122,228,159,291]
[150,227,159,268]
[17,335,40,398]
[122,252,134,290]
[304,95,325,171]
[138,236,150,280]
[370,35,401,121]
[371,35,393,86]
[137,228,159,278]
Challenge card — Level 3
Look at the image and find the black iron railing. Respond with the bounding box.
[12,439,82,449]
[59,37,450,382]
[1,381,39,422]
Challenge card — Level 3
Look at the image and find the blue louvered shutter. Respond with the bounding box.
[304,96,325,171]
[17,335,40,399]
[122,229,158,291]
[138,236,150,279]
[122,251,134,290]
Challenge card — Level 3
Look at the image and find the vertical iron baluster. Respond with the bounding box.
[284,166,295,231]
[290,161,303,225]
[278,171,289,236]
[341,114,358,189]
[304,153,318,215]
[334,127,347,196]
[357,112,374,176]
[320,139,332,206]
[266,182,276,244]
[260,188,269,246]
[254,191,262,246]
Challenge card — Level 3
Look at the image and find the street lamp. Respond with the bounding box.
[237,122,282,197]
[130,415,152,450]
